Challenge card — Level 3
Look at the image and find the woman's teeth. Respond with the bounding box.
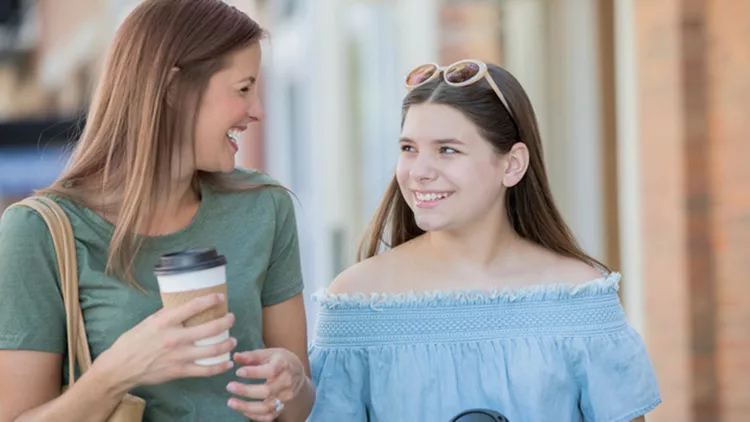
[415,192,450,201]
[227,130,242,142]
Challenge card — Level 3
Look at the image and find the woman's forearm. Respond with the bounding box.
[277,376,315,422]
[14,360,132,422]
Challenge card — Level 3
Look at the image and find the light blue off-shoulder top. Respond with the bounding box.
[307,272,661,422]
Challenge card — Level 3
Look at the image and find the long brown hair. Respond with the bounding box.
[40,0,268,289]
[359,63,608,271]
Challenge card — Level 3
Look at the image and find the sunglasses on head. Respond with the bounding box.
[404,59,514,119]
[450,409,510,422]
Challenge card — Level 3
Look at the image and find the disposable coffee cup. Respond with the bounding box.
[154,248,229,366]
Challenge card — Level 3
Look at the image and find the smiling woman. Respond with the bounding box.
[397,105,512,231]
[307,59,661,421]
[0,1,314,422]
[193,43,264,173]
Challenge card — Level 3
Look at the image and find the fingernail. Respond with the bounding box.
[231,337,238,347]
[226,383,238,393]
[236,368,247,377]
[227,399,238,409]
[216,294,225,301]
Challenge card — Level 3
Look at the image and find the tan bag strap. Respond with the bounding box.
[15,196,93,385]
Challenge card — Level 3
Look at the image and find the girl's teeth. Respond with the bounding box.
[416,193,448,201]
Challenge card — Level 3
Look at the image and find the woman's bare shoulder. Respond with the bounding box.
[325,241,420,295]
[533,246,608,285]
[326,252,394,295]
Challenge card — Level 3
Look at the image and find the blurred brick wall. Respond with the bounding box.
[637,1,693,419]
[638,0,749,420]
[439,0,503,65]
[705,0,750,420]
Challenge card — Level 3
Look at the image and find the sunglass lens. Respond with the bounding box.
[445,62,480,83]
[406,64,438,86]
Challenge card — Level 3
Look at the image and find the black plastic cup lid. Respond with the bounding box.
[154,248,227,276]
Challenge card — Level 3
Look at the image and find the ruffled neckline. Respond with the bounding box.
[313,272,621,310]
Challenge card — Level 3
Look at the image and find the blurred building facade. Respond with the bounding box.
[0,0,748,420]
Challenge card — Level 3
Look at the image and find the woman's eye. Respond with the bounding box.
[440,147,458,154]
[239,86,250,94]
[400,145,415,152]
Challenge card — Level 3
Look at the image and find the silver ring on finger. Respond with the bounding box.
[273,397,285,413]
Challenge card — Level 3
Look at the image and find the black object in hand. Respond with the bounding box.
[450,409,510,422]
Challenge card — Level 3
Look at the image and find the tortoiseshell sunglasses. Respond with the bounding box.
[404,59,514,118]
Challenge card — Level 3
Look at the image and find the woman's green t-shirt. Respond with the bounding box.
[0,169,304,421]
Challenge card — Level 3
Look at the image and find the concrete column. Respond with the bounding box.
[500,0,549,172]
[614,0,646,335]
[504,0,604,261]
[263,0,350,335]
[396,0,439,71]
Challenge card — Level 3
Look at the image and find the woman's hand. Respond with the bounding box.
[94,293,238,393]
[225,348,307,422]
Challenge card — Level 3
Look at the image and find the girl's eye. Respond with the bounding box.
[239,86,250,94]
[440,147,458,154]
[400,145,415,152]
